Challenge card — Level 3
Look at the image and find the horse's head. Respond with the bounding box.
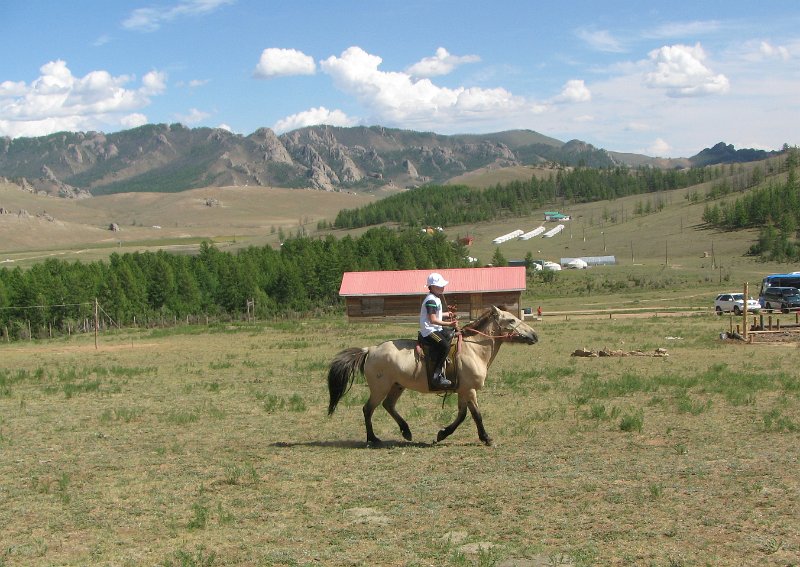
[491,306,538,345]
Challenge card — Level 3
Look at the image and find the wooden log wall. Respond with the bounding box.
[345,291,522,321]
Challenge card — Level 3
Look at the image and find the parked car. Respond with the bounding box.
[760,286,800,312]
[714,293,761,315]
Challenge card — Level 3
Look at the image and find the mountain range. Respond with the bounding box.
[0,124,780,198]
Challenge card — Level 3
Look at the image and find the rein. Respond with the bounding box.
[462,318,523,341]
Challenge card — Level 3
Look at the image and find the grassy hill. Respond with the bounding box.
[2,155,795,305]
[0,182,375,266]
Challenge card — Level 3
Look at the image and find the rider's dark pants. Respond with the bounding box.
[419,329,453,377]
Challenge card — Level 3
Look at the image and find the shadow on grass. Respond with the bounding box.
[270,439,435,449]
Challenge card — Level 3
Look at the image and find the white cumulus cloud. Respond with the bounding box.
[176,108,210,124]
[318,46,528,128]
[406,47,481,78]
[120,113,148,128]
[0,60,167,138]
[554,79,592,103]
[273,106,356,133]
[254,48,316,78]
[141,70,167,95]
[643,43,730,97]
[646,138,672,156]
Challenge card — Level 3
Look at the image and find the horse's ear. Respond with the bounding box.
[491,305,502,316]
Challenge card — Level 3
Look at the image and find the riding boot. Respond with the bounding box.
[432,368,452,388]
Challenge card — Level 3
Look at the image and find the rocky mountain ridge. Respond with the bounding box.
[0,124,780,198]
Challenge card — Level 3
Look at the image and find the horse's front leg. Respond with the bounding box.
[382,383,412,441]
[436,394,468,443]
[465,389,493,446]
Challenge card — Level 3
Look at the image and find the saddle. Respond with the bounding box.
[415,333,461,391]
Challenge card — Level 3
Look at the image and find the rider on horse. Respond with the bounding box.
[418,272,459,389]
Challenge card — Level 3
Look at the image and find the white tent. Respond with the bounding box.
[519,226,546,240]
[543,261,562,271]
[566,258,588,269]
[492,229,524,244]
[543,224,565,238]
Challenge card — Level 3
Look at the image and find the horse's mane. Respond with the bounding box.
[461,307,497,335]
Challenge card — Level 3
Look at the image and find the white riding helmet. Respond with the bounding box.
[427,272,449,288]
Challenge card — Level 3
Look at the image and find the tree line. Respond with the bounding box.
[330,165,724,229]
[701,149,799,261]
[0,228,467,339]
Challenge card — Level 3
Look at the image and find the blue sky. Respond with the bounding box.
[1,1,799,157]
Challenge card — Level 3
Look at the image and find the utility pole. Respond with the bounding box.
[711,240,716,269]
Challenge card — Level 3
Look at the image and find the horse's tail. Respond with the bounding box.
[327,347,368,416]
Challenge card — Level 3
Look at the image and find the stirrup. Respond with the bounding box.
[432,372,452,388]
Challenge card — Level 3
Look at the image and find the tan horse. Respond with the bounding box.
[327,306,538,446]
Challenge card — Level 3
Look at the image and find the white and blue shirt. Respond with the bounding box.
[419,292,444,337]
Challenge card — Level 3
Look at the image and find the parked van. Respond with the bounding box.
[761,286,800,312]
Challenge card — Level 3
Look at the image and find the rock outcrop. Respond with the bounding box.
[3,123,755,196]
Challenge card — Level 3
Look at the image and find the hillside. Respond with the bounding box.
[0,124,781,198]
[0,181,375,265]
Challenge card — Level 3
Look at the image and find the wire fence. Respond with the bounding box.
[0,298,264,345]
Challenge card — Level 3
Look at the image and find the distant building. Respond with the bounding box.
[544,211,571,221]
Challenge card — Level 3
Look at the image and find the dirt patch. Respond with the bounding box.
[747,332,800,345]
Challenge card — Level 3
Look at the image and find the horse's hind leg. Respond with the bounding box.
[436,395,468,443]
[382,383,412,441]
[363,380,393,446]
[363,398,381,445]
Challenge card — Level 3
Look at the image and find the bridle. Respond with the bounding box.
[462,316,525,341]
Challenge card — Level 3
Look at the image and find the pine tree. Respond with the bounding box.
[491,247,508,267]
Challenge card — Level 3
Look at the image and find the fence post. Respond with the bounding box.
[94,298,99,350]
[742,282,749,340]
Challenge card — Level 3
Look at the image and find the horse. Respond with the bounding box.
[326,306,539,446]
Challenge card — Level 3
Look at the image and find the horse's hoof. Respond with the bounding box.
[367,437,383,447]
[482,438,495,447]
[402,430,413,441]
[436,429,448,442]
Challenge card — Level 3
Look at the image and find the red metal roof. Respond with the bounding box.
[339,267,526,297]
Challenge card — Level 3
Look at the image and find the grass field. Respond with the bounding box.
[2,162,799,565]
[1,313,798,566]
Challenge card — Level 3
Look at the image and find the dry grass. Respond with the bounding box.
[445,165,564,188]
[0,183,375,266]
[1,313,798,566]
